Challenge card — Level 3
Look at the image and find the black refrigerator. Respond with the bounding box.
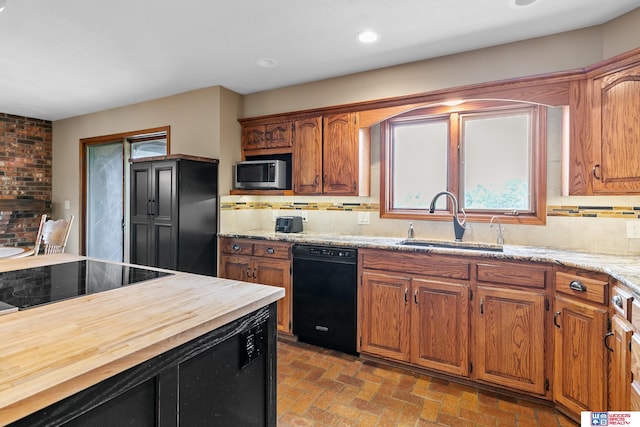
[130,155,218,276]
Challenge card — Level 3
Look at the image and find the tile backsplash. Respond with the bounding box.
[220,196,640,255]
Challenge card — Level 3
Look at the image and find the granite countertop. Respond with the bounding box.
[220,230,640,295]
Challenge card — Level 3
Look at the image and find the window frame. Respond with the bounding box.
[380,101,547,225]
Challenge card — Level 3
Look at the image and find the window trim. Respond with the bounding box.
[380,101,547,225]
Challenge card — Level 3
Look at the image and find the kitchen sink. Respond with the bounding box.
[396,239,504,252]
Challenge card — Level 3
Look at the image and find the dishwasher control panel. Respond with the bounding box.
[293,244,357,261]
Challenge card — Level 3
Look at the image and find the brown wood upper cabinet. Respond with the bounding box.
[590,62,640,193]
[293,113,369,196]
[568,52,640,195]
[241,121,293,152]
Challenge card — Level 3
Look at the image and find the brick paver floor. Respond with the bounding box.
[277,340,578,427]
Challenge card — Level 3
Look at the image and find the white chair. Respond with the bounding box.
[11,214,74,257]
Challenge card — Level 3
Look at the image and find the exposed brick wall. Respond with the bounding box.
[0,113,52,248]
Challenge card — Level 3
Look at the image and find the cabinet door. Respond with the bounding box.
[265,122,292,149]
[322,113,358,195]
[553,295,608,413]
[219,255,252,283]
[241,125,265,151]
[254,258,292,334]
[592,63,640,193]
[411,278,469,376]
[293,116,322,194]
[360,271,411,361]
[130,162,153,267]
[608,314,633,410]
[474,285,545,395]
[151,161,178,271]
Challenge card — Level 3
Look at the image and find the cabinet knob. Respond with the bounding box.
[266,247,275,254]
[232,244,241,251]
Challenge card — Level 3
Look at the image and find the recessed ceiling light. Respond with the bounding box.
[508,0,538,8]
[256,57,279,68]
[0,0,8,13]
[356,31,380,44]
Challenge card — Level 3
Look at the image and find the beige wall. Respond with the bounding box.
[52,86,242,255]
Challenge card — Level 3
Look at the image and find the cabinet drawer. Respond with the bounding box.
[253,241,291,259]
[476,261,548,289]
[220,238,253,256]
[361,249,470,281]
[556,271,608,305]
[611,284,634,321]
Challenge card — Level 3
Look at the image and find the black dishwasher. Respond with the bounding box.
[292,244,357,355]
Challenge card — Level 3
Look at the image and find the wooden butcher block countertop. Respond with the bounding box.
[0,254,284,425]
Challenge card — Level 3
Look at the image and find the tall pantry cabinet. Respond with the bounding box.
[130,155,218,276]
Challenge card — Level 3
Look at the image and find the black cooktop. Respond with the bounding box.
[0,260,173,312]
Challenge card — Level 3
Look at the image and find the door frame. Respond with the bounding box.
[79,126,171,256]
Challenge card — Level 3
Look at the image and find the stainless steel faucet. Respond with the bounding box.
[490,216,504,245]
[429,191,466,242]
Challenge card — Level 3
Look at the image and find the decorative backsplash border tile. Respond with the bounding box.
[220,201,380,212]
[221,201,640,219]
[547,205,640,218]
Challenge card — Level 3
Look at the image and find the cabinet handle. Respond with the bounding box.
[232,244,241,252]
[253,268,257,279]
[150,199,156,216]
[480,298,484,314]
[612,294,624,309]
[246,268,251,279]
[593,164,601,180]
[404,288,408,305]
[569,280,587,292]
[266,247,275,254]
[414,289,418,305]
[604,332,614,352]
[553,311,561,328]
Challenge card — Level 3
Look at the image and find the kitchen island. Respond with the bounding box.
[0,254,284,426]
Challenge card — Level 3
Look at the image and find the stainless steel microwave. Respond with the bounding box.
[234,160,287,190]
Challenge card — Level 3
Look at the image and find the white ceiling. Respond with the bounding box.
[1,0,639,121]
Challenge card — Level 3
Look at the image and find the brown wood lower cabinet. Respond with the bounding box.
[553,268,610,415]
[359,249,552,399]
[360,271,411,361]
[220,238,292,334]
[359,270,470,376]
[473,285,546,395]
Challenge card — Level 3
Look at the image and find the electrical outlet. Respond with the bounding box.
[298,210,308,223]
[627,221,640,238]
[358,212,370,225]
[272,210,279,221]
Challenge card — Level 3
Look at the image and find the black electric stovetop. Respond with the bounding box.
[0,260,173,312]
